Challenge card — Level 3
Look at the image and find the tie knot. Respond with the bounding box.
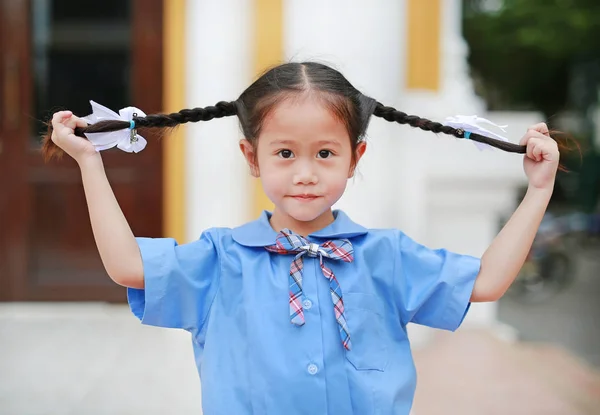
[264,229,354,263]
[306,243,320,257]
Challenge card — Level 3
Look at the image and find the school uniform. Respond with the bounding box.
[128,210,480,415]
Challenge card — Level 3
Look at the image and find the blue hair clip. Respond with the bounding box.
[129,114,138,143]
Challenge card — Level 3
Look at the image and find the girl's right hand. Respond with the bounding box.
[51,110,99,164]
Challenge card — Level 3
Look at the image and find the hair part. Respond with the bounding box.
[234,62,378,168]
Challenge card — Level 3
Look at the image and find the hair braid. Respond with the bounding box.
[136,101,238,128]
[41,101,238,161]
[373,102,527,154]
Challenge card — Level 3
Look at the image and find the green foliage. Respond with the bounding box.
[463,0,600,116]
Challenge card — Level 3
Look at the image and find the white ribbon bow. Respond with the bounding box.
[81,100,147,153]
[444,115,511,151]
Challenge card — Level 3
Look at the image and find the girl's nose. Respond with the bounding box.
[292,162,319,185]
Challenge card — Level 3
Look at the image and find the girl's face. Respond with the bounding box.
[240,95,366,234]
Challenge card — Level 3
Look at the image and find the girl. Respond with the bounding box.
[45,62,560,415]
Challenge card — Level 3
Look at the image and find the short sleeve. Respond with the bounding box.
[394,230,481,331]
[127,229,221,333]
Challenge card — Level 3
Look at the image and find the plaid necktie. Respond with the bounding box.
[265,229,354,350]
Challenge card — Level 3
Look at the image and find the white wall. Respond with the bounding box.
[185,0,253,241]
[285,0,407,229]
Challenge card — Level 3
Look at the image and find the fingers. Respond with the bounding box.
[50,110,88,140]
[51,110,86,128]
[51,110,73,127]
[51,111,74,133]
[519,122,559,163]
[529,122,550,137]
[524,136,559,163]
[520,132,548,146]
[63,114,85,130]
[519,123,552,146]
[50,111,77,145]
[75,117,89,129]
[527,138,544,162]
[525,137,541,162]
[47,110,94,160]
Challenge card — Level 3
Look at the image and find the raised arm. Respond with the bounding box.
[471,123,560,302]
[50,111,143,288]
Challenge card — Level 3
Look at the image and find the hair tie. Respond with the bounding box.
[444,115,510,152]
[80,100,147,153]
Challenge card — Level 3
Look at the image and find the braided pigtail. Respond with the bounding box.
[41,101,238,161]
[372,102,527,154]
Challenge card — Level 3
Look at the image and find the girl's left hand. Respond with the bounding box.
[520,123,560,191]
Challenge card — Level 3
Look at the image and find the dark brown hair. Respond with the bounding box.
[42,61,538,162]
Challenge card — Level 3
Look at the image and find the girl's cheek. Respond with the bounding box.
[262,170,287,188]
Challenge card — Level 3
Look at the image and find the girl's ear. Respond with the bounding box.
[348,141,367,178]
[239,139,260,177]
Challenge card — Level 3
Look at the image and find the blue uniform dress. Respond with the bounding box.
[127,210,481,415]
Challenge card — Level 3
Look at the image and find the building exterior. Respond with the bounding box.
[0,0,541,341]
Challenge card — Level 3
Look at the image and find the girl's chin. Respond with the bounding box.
[276,203,332,223]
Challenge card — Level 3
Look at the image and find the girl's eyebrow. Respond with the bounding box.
[269,139,296,146]
[316,140,342,147]
[269,139,342,147]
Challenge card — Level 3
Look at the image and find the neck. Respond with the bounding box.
[269,209,335,236]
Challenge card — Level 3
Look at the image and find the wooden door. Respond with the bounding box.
[0,0,163,301]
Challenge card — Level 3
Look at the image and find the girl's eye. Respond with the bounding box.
[317,150,332,159]
[278,149,294,159]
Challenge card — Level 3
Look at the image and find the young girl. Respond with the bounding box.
[45,62,559,415]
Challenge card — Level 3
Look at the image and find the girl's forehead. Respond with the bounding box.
[260,96,349,141]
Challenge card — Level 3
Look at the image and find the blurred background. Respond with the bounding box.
[0,0,599,414]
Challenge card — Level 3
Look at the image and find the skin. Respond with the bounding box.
[239,95,366,236]
[51,94,560,303]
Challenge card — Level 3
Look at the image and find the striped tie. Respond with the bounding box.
[265,229,354,350]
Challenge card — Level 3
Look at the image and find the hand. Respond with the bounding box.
[51,111,99,164]
[520,123,560,191]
